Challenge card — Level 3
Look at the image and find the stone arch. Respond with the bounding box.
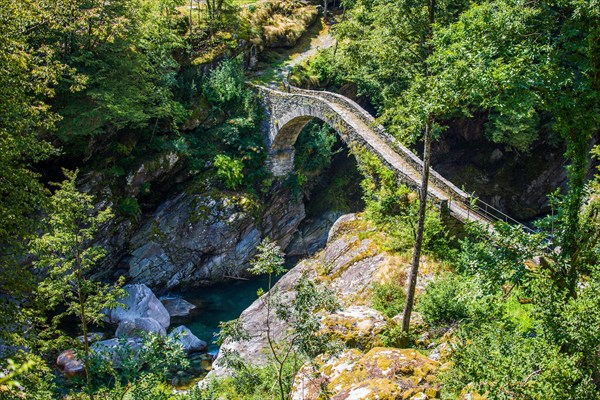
[265,97,353,176]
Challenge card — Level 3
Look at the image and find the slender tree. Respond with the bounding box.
[401,0,436,337]
[31,170,123,398]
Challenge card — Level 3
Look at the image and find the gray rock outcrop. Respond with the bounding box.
[286,211,343,256]
[122,186,304,290]
[211,214,401,375]
[161,297,197,317]
[108,284,170,329]
[169,325,208,354]
[116,317,167,338]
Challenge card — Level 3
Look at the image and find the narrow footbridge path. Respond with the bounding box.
[255,83,531,229]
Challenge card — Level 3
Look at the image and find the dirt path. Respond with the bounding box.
[251,17,336,86]
[285,21,335,68]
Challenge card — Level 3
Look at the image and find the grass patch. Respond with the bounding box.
[250,16,328,85]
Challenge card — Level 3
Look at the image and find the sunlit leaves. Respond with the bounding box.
[30,170,124,354]
[249,238,285,276]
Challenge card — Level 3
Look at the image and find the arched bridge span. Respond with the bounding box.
[255,83,530,228]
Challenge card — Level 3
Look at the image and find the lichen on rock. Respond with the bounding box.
[291,347,441,400]
[319,306,387,350]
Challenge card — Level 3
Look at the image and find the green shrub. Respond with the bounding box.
[378,323,410,348]
[352,144,454,259]
[118,196,141,220]
[371,281,406,318]
[188,360,298,400]
[418,274,470,326]
[202,58,247,106]
[441,322,599,400]
[418,273,502,328]
[214,154,244,189]
[294,121,338,175]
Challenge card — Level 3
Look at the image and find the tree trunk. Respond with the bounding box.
[401,0,436,338]
[401,116,432,335]
[75,246,94,400]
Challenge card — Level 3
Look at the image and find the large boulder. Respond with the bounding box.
[169,325,208,353]
[291,347,441,400]
[108,284,170,329]
[286,211,344,256]
[56,350,84,377]
[160,297,197,317]
[116,317,167,338]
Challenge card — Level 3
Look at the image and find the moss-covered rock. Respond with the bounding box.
[320,306,387,350]
[291,347,441,400]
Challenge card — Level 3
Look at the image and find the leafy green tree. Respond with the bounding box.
[213,238,339,400]
[331,0,469,119]
[30,169,124,397]
[41,0,188,157]
[329,0,468,339]
[206,0,236,31]
[0,0,79,343]
[428,0,600,295]
[441,192,600,397]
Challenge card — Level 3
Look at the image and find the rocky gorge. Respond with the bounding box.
[207,213,450,399]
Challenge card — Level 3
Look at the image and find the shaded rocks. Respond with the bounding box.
[123,186,304,290]
[169,325,208,354]
[116,317,167,338]
[91,338,143,368]
[161,297,197,317]
[56,350,84,377]
[286,211,343,256]
[108,284,170,330]
[291,347,441,400]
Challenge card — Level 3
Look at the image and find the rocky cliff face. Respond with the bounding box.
[124,186,304,290]
[93,180,305,292]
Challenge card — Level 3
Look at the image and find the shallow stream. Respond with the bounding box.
[170,258,298,354]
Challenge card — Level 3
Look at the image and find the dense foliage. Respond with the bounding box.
[2,0,600,397]
[0,0,267,397]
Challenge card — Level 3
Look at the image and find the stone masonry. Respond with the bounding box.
[255,84,495,225]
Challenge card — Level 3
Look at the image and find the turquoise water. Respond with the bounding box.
[171,266,292,353]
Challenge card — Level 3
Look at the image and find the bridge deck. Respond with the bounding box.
[325,101,489,225]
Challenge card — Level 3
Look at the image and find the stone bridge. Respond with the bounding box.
[255,83,526,227]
